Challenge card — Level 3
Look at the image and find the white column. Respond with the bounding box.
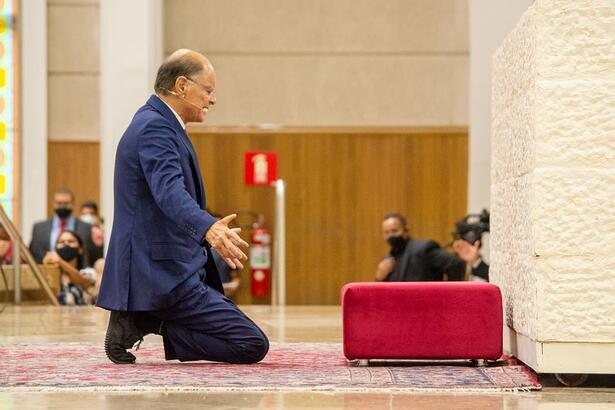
[468,0,533,213]
[21,0,47,243]
[273,179,286,306]
[100,0,162,243]
[492,0,615,373]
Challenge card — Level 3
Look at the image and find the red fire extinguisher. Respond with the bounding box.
[250,219,271,297]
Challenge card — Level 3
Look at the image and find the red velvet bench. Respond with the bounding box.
[341,282,503,363]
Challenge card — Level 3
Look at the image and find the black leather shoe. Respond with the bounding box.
[134,312,165,336]
[104,311,144,364]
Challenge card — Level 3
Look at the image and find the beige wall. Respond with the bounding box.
[47,0,100,141]
[468,0,533,214]
[46,0,100,216]
[165,0,469,126]
[45,1,470,134]
[42,1,471,228]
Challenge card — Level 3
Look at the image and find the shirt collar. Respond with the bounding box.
[157,95,186,130]
[52,215,76,228]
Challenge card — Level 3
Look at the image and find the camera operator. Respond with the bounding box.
[451,209,490,282]
[452,239,489,282]
[375,213,465,282]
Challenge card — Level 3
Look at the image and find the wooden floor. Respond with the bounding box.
[1,305,614,409]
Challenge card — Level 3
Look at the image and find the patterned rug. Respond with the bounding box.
[0,342,541,392]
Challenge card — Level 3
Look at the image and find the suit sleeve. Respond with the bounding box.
[138,123,217,244]
[472,261,489,281]
[425,241,466,281]
[29,223,44,263]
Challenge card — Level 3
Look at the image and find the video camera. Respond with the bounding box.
[452,209,490,245]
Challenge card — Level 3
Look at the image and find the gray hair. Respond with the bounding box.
[154,55,205,95]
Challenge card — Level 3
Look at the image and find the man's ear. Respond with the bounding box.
[174,76,188,94]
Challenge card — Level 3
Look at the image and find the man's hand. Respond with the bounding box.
[452,239,480,265]
[375,256,395,281]
[205,214,249,270]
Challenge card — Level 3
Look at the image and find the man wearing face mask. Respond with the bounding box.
[29,188,97,266]
[375,213,465,282]
[79,200,105,262]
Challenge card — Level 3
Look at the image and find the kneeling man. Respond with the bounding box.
[97,49,269,365]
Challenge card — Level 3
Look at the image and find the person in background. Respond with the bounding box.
[30,188,96,266]
[207,209,242,299]
[375,213,465,282]
[452,239,489,282]
[212,248,241,298]
[0,224,12,264]
[80,200,105,261]
[79,200,101,226]
[42,230,102,305]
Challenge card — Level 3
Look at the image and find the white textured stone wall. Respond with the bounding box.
[491,0,615,342]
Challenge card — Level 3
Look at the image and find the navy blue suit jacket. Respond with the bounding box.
[97,95,223,311]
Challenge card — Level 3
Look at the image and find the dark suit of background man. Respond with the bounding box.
[97,49,269,365]
[375,213,466,282]
[30,188,97,266]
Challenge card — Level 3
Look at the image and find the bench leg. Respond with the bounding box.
[472,359,487,367]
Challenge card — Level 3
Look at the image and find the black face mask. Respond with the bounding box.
[56,246,80,262]
[387,235,408,256]
[55,207,72,219]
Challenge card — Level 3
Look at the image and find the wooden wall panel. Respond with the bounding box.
[47,141,100,217]
[189,127,468,305]
[45,131,467,306]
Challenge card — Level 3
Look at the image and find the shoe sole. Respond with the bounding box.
[104,331,137,364]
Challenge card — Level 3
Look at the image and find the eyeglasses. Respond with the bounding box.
[186,77,215,97]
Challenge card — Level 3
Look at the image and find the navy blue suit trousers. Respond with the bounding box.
[151,270,269,364]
